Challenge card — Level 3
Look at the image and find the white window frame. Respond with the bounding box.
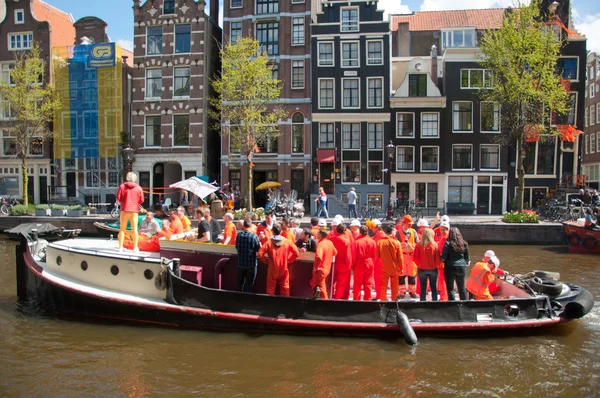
[585,107,588,128]
[440,28,476,51]
[591,133,596,154]
[145,115,162,148]
[291,113,304,154]
[341,7,359,32]
[1,130,16,156]
[367,123,383,184]
[557,56,579,82]
[341,77,360,109]
[421,112,439,138]
[453,101,473,133]
[480,101,501,133]
[292,0,305,3]
[291,60,305,89]
[8,32,33,51]
[173,114,190,147]
[591,105,596,127]
[597,103,600,124]
[230,21,242,44]
[366,40,383,65]
[585,134,589,155]
[460,69,493,89]
[396,112,415,138]
[319,122,335,148]
[480,144,501,171]
[0,63,13,85]
[366,77,383,109]
[520,139,558,177]
[341,41,360,68]
[420,146,439,172]
[173,66,191,98]
[145,68,162,99]
[291,17,305,46]
[597,133,600,154]
[0,95,13,120]
[395,145,415,172]
[318,78,335,110]
[341,123,361,184]
[317,41,334,67]
[146,26,163,56]
[230,0,243,9]
[591,84,596,99]
[452,144,473,171]
[14,9,25,24]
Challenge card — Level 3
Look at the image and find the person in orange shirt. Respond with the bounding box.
[434,221,450,301]
[280,217,296,242]
[329,222,352,300]
[434,215,450,240]
[375,224,404,301]
[256,210,275,244]
[310,217,321,239]
[168,211,184,235]
[311,229,337,299]
[413,228,440,301]
[158,219,173,240]
[397,215,419,298]
[258,224,299,296]
[352,225,376,300]
[370,219,386,298]
[222,213,237,245]
[177,206,191,232]
[349,219,361,240]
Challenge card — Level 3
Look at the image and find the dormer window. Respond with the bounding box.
[341,8,359,32]
[15,9,25,24]
[409,74,427,97]
[441,28,476,51]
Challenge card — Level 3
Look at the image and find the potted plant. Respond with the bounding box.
[50,204,66,217]
[35,204,50,216]
[67,205,84,217]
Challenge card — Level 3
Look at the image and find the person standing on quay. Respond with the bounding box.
[441,227,470,301]
[258,224,299,296]
[311,229,337,299]
[347,187,357,219]
[236,219,261,292]
[116,172,145,252]
[376,224,404,301]
[314,187,329,218]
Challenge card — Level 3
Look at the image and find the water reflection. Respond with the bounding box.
[0,239,598,396]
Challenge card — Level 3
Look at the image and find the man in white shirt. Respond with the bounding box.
[347,187,357,219]
[139,212,161,237]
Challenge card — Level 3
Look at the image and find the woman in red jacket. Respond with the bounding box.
[116,172,145,252]
[414,228,440,301]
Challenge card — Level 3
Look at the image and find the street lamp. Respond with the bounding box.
[386,141,395,220]
[123,144,134,172]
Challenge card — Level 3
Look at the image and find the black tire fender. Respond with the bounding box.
[581,236,599,249]
[567,232,582,246]
[533,270,561,280]
[529,277,564,296]
[396,310,418,346]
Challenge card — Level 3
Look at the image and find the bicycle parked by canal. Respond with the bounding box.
[0,195,20,215]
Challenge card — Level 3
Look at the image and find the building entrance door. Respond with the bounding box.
[477,186,490,214]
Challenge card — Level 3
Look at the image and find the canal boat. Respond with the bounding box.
[15,234,594,344]
[563,221,600,254]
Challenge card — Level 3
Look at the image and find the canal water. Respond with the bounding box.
[0,237,598,397]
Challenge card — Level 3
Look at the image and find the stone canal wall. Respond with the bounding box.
[0,216,566,245]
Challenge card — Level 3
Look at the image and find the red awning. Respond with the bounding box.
[317,148,335,163]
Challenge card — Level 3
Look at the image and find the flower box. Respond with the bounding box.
[67,210,83,217]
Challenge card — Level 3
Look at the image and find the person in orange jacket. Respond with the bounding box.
[376,224,404,301]
[310,217,321,239]
[279,217,297,242]
[479,250,507,295]
[222,212,237,246]
[177,206,191,232]
[256,210,275,244]
[311,229,337,299]
[258,223,299,296]
[352,225,376,300]
[397,215,419,298]
[466,256,499,300]
[434,220,450,301]
[369,219,386,298]
[329,221,352,300]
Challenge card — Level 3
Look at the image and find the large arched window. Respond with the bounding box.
[292,112,304,154]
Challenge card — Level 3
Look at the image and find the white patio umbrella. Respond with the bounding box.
[169,177,219,200]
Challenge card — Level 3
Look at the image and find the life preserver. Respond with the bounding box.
[567,232,582,246]
[581,236,599,249]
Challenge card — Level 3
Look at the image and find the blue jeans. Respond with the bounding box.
[418,269,438,301]
[238,266,257,292]
[348,204,357,219]
[315,201,329,218]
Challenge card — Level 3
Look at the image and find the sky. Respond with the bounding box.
[43,0,600,53]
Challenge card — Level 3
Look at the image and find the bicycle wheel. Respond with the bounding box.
[110,208,120,218]
[359,207,367,220]
[0,204,9,215]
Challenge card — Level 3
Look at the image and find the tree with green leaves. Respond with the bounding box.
[210,37,287,210]
[479,1,570,211]
[0,44,60,206]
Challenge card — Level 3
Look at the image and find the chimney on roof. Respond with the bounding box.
[430,44,438,88]
[397,22,410,57]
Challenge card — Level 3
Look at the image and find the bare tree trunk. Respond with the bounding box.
[248,162,253,210]
[516,139,525,212]
[21,157,28,206]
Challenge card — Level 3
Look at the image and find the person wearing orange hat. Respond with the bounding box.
[352,225,376,300]
[375,224,404,301]
[329,222,352,299]
[369,218,386,298]
[311,229,338,299]
[397,214,419,298]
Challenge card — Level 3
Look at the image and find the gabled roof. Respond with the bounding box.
[391,8,505,32]
[31,0,76,47]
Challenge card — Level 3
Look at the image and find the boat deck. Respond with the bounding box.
[48,238,162,263]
